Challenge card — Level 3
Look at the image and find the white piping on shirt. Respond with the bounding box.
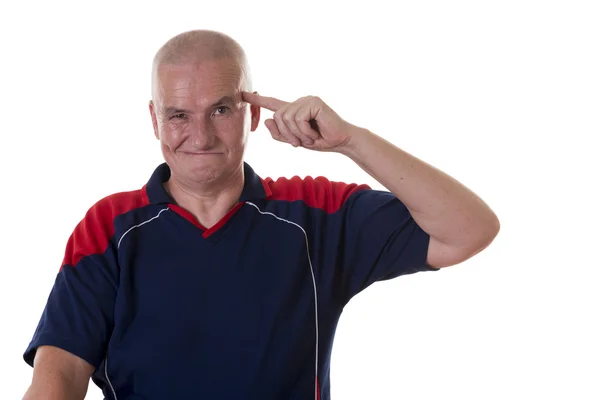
[107,204,320,399]
[107,207,169,399]
[105,356,117,400]
[117,207,169,249]
[246,201,320,400]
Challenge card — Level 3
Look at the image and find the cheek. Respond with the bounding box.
[220,121,246,149]
[159,123,186,148]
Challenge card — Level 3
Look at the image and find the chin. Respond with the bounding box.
[165,151,239,186]
[186,164,222,184]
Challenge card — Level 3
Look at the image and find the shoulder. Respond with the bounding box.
[62,188,150,268]
[263,175,371,213]
[80,187,150,228]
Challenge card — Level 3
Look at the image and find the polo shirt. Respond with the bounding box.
[24,161,438,400]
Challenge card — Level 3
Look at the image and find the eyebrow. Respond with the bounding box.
[211,95,235,107]
[163,96,236,116]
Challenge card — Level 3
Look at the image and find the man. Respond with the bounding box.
[22,29,499,400]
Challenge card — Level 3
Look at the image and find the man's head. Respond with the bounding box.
[149,30,260,188]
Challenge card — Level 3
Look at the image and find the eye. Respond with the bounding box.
[214,106,229,115]
[171,113,187,120]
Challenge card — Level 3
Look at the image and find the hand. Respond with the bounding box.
[242,91,356,152]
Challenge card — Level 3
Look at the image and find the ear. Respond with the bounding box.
[249,91,261,132]
[149,100,160,140]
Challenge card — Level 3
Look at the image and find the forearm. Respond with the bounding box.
[23,367,88,400]
[339,126,499,249]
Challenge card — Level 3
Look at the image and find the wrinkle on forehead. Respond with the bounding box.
[155,61,244,110]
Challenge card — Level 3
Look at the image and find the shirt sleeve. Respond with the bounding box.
[23,202,120,370]
[336,188,439,304]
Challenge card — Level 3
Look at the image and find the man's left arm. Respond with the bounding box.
[242,91,500,269]
[338,126,500,269]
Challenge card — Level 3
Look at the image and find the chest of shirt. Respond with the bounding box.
[109,206,324,345]
[103,205,326,398]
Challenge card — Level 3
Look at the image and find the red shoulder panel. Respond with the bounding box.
[264,175,370,213]
[60,187,150,269]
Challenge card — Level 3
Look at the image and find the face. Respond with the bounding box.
[149,59,260,188]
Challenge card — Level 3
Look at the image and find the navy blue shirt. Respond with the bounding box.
[24,162,438,399]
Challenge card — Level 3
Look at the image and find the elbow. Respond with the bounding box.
[425,212,500,269]
[458,212,501,262]
[483,209,500,238]
[470,212,501,257]
[486,212,501,245]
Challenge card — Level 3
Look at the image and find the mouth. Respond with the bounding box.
[180,151,223,156]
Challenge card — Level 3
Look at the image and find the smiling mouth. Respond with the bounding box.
[180,151,223,155]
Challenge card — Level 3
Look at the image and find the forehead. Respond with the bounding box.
[157,59,242,96]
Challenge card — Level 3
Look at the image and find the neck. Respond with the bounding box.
[165,167,245,229]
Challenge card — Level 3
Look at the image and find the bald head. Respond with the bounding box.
[151,29,252,101]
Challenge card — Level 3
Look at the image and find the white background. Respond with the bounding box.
[1,0,599,399]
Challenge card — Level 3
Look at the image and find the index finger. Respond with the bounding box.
[242,91,288,112]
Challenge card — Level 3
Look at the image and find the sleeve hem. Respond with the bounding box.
[23,333,105,370]
[414,224,440,272]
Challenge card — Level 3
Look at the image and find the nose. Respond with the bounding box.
[188,118,216,149]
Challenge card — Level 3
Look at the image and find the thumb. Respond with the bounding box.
[265,118,287,144]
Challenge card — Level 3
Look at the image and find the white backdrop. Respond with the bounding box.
[1,1,598,399]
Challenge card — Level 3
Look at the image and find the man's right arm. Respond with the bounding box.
[23,346,95,400]
[21,193,137,399]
